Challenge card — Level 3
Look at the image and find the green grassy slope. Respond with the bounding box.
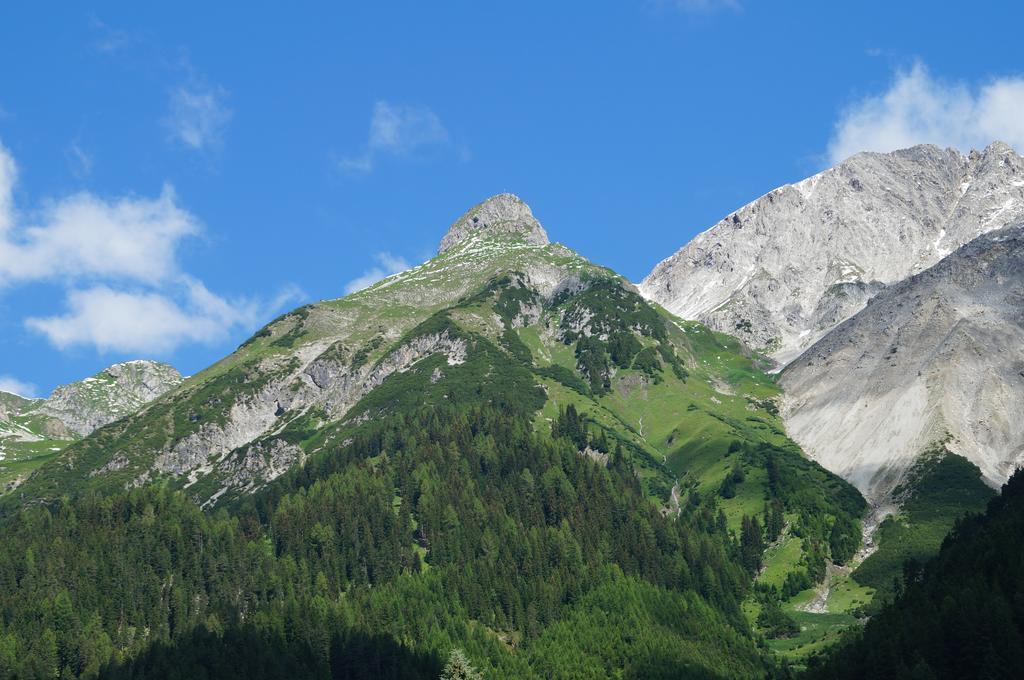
[852,446,994,603]
[0,401,75,489]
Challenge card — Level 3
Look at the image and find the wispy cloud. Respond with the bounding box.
[0,140,298,355]
[26,280,301,355]
[340,102,449,173]
[828,61,1024,164]
[344,252,410,294]
[88,16,136,54]
[65,141,93,178]
[0,141,14,233]
[0,375,37,398]
[164,83,232,151]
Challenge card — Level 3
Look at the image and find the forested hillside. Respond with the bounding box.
[806,468,1024,678]
[0,401,774,679]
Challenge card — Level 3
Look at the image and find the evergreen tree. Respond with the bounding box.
[441,648,482,680]
[739,515,765,574]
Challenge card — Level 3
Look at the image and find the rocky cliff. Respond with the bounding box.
[641,142,1024,365]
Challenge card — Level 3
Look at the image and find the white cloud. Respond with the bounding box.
[341,102,449,173]
[828,62,1024,164]
[25,280,300,355]
[0,184,198,286]
[0,375,37,398]
[0,140,299,355]
[164,84,232,151]
[344,252,410,294]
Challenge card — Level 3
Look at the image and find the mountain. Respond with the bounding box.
[13,194,618,503]
[635,145,1024,653]
[0,360,181,489]
[0,193,867,678]
[34,360,183,437]
[779,224,1024,503]
[640,142,1024,365]
[14,193,860,535]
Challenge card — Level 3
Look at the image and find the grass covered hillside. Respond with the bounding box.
[851,445,995,605]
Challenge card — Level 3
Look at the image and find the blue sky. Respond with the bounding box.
[2,0,1023,395]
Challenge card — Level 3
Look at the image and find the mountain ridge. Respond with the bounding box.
[6,197,628,505]
[640,141,1024,365]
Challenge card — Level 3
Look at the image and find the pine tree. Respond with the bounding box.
[739,515,765,574]
[440,647,482,680]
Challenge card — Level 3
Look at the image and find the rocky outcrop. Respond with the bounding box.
[779,224,1024,502]
[438,193,549,254]
[306,330,467,417]
[2,360,180,449]
[36,360,183,436]
[203,439,305,507]
[641,142,1024,364]
[152,330,469,489]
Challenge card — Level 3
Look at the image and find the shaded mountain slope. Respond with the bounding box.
[806,467,1024,679]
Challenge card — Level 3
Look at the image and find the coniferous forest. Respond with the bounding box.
[0,402,771,679]
[7,387,1018,679]
[2,270,1020,678]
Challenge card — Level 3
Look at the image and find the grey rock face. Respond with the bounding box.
[641,142,1024,364]
[779,224,1024,502]
[36,360,182,436]
[158,330,469,486]
[438,193,549,254]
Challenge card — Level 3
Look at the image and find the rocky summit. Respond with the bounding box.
[640,142,1024,365]
[0,359,181,489]
[35,360,183,436]
[437,192,549,254]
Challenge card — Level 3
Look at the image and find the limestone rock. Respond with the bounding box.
[641,142,1024,365]
[438,193,549,254]
[779,223,1024,502]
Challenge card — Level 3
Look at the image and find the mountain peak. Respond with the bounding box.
[640,139,1024,364]
[38,359,183,436]
[983,140,1016,155]
[437,193,549,254]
